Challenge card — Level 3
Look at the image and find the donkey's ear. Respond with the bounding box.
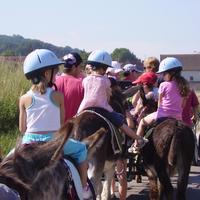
[83,128,107,149]
[50,121,74,162]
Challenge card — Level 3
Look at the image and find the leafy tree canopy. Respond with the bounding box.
[111,48,142,66]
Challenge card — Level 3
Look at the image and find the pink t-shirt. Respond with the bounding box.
[55,74,84,122]
[78,74,113,113]
[155,80,183,120]
[182,90,199,126]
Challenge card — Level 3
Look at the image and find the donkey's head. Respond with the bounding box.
[0,121,74,200]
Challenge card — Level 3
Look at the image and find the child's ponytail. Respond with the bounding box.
[31,76,48,95]
[173,72,189,97]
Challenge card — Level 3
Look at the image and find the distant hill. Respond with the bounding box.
[0,34,84,57]
[0,34,142,65]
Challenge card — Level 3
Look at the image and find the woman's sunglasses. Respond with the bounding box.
[144,66,153,70]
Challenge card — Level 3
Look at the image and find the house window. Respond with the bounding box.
[189,76,194,81]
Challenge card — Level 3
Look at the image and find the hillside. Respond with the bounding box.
[0,34,83,57]
[0,34,141,65]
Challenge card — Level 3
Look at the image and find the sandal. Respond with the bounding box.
[128,138,148,154]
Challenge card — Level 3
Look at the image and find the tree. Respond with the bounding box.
[111,48,142,65]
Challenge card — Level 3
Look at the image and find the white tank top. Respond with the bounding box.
[26,88,60,132]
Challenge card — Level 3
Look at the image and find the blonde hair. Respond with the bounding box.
[143,57,160,72]
[31,77,48,95]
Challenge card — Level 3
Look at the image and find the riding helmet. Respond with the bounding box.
[157,57,182,73]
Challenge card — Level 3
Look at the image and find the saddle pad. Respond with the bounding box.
[64,159,83,200]
[145,117,176,139]
[79,108,125,154]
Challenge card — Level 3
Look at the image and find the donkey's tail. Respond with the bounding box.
[168,133,178,166]
[168,122,195,166]
[167,121,181,166]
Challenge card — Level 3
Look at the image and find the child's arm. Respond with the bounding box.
[19,96,27,134]
[132,91,140,107]
[59,94,65,126]
[106,87,112,101]
[157,92,163,108]
[52,91,65,126]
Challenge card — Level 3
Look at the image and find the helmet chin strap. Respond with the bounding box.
[48,68,57,91]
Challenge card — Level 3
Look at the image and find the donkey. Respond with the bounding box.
[71,79,134,200]
[141,118,195,200]
[0,121,103,200]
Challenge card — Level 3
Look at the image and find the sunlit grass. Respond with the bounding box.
[0,129,19,156]
[0,61,29,156]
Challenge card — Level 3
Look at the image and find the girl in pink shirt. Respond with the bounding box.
[130,57,190,152]
[78,50,148,146]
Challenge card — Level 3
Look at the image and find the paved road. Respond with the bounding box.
[113,165,200,200]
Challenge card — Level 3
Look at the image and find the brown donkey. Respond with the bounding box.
[141,118,195,200]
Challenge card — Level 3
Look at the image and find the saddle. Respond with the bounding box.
[144,117,180,139]
[79,107,125,155]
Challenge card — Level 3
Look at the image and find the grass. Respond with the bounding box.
[0,60,30,157]
[0,129,19,155]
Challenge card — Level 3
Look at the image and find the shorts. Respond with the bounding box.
[106,111,125,128]
[22,132,87,164]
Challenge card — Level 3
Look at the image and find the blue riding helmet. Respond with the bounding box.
[157,57,182,73]
[23,49,64,80]
[87,50,112,68]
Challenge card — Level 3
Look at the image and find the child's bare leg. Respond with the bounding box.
[117,159,127,200]
[135,113,155,146]
[120,123,141,140]
[126,110,134,129]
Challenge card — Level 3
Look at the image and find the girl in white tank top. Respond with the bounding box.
[19,49,91,198]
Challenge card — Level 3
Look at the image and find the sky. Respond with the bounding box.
[1,0,200,60]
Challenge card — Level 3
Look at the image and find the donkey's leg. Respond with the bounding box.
[101,161,115,200]
[157,180,165,200]
[88,160,105,200]
[146,168,159,200]
[176,158,191,200]
[155,163,173,200]
[148,176,158,200]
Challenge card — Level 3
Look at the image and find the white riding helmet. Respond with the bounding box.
[23,49,64,79]
[87,50,112,68]
[157,57,182,73]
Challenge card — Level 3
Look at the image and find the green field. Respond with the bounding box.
[0,60,30,155]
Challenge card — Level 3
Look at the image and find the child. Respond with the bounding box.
[131,57,189,153]
[20,49,91,199]
[132,57,160,108]
[77,50,148,146]
[143,57,160,73]
[130,72,158,123]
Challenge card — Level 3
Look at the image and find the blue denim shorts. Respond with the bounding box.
[22,132,87,164]
[107,111,125,128]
